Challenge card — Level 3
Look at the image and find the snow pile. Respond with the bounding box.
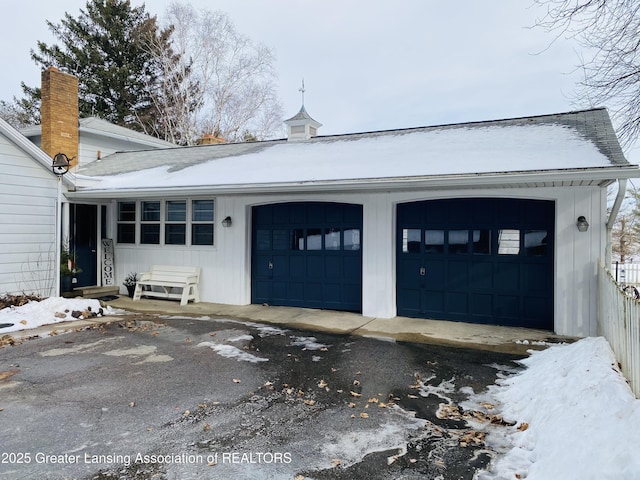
[0,297,117,334]
[478,337,640,480]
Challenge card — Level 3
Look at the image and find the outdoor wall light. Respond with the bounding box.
[222,216,232,227]
[52,152,70,177]
[576,216,589,232]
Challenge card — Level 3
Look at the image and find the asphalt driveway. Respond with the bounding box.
[0,313,523,479]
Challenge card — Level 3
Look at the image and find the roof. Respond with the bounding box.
[72,107,639,198]
[21,117,175,149]
[77,117,176,148]
[284,105,321,125]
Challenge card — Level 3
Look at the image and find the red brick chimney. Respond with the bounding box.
[40,67,79,168]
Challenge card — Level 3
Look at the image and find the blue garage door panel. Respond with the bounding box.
[252,202,363,312]
[397,198,554,330]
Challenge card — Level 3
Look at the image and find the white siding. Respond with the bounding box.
[110,186,607,337]
[0,137,57,296]
[78,132,171,168]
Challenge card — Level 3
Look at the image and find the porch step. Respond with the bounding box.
[72,285,120,299]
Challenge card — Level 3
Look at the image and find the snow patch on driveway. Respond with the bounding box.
[320,405,428,468]
[197,342,268,363]
[289,336,329,351]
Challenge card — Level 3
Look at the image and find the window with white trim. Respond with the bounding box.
[117,201,136,244]
[116,199,215,246]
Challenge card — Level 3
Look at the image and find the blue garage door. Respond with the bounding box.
[252,202,363,312]
[397,198,554,330]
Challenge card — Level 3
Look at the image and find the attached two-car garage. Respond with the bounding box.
[251,198,555,330]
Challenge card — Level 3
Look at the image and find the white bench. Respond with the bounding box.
[132,265,201,306]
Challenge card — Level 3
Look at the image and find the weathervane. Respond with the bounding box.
[299,78,305,107]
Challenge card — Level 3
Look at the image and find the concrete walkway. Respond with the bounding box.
[87,296,575,355]
[7,295,575,354]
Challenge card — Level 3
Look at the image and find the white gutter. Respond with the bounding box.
[66,165,640,200]
[605,178,628,265]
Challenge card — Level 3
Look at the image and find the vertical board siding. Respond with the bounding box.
[598,264,640,397]
[0,137,57,296]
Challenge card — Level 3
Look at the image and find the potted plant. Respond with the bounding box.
[123,272,139,298]
[60,248,82,293]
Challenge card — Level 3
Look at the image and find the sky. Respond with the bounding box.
[2,0,638,162]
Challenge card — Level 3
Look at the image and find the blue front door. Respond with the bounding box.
[252,202,363,312]
[397,198,554,330]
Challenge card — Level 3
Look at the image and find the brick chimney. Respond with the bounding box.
[41,67,79,168]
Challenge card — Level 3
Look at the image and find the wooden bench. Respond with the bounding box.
[132,265,201,306]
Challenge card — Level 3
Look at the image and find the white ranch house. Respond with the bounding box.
[63,106,637,338]
[1,68,638,337]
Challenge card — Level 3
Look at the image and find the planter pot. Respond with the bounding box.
[61,275,73,293]
[126,285,136,298]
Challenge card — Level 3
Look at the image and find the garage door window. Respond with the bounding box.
[344,228,361,250]
[449,230,469,254]
[402,228,421,253]
[498,229,520,255]
[307,228,323,250]
[472,229,491,254]
[525,230,548,256]
[425,230,445,254]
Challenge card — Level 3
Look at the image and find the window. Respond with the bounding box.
[402,229,421,253]
[307,228,322,250]
[344,228,361,251]
[448,230,469,254]
[472,230,491,255]
[325,228,341,251]
[117,202,136,244]
[165,201,186,245]
[191,200,214,246]
[424,230,445,254]
[498,229,520,255]
[141,201,161,244]
[116,199,215,246]
[525,230,548,256]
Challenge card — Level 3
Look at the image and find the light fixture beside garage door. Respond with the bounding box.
[222,216,232,227]
[576,216,589,232]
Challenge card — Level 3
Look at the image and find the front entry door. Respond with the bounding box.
[70,204,98,288]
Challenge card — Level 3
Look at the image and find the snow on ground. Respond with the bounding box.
[474,337,640,480]
[0,296,119,334]
[197,341,269,363]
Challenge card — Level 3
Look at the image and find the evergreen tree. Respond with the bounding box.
[18,0,180,135]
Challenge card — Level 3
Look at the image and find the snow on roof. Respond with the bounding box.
[75,108,637,193]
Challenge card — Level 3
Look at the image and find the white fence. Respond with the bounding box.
[598,264,640,397]
[611,262,640,285]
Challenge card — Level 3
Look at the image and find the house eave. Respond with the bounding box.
[66,165,640,200]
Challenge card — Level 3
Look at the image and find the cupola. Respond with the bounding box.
[284,80,321,141]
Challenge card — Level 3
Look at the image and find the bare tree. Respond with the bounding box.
[534,0,640,148]
[612,212,638,262]
[160,3,283,144]
[138,24,202,145]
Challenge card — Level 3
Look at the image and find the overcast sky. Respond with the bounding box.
[4,0,637,162]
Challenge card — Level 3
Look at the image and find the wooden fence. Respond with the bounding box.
[598,264,640,397]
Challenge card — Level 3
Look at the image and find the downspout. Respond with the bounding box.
[605,178,628,266]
